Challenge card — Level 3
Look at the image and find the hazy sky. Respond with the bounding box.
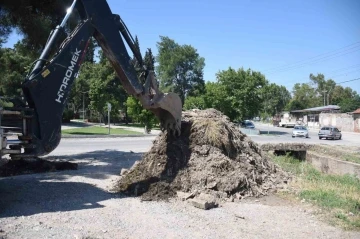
[4,0,360,94]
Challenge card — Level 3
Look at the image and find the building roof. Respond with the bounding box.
[290,105,340,113]
[353,108,360,114]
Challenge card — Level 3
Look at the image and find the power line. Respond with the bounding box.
[336,77,360,85]
[266,46,360,75]
[263,41,360,73]
[329,68,360,79]
[327,63,360,74]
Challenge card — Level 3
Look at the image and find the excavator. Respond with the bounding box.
[0,0,182,160]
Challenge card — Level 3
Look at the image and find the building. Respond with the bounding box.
[290,105,340,129]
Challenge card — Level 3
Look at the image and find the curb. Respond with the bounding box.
[61,134,159,139]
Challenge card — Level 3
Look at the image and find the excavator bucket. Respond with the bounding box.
[148,92,182,136]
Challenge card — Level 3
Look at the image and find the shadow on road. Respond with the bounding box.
[0,179,112,218]
[0,150,143,217]
[259,130,289,135]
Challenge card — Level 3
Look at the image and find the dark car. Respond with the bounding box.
[240,120,255,129]
[318,126,342,140]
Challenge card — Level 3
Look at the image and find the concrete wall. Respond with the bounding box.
[307,152,360,178]
[319,113,355,132]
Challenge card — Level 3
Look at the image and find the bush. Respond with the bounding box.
[62,109,75,123]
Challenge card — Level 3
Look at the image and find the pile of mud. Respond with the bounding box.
[115,109,290,201]
[0,158,78,177]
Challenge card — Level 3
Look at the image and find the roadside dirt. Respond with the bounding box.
[1,142,359,238]
[115,109,291,201]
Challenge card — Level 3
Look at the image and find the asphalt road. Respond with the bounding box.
[250,122,360,146]
[50,123,360,157]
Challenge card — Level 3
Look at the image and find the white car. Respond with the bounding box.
[292,125,309,138]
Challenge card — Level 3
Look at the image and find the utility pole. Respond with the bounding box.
[322,90,327,106]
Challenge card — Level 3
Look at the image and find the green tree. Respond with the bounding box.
[285,99,306,111]
[156,36,205,104]
[339,94,360,113]
[183,95,206,110]
[144,48,155,72]
[309,73,336,105]
[262,83,291,116]
[291,83,318,108]
[126,96,159,132]
[0,0,74,51]
[83,50,127,122]
[214,67,267,121]
[0,41,33,98]
[126,47,158,131]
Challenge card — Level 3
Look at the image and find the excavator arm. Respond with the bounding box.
[0,0,182,159]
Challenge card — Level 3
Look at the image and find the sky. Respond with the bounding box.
[3,0,360,95]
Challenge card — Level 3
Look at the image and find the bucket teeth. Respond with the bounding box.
[160,120,181,137]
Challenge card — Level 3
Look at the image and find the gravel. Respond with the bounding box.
[0,139,359,239]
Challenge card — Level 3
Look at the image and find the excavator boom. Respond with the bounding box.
[0,0,182,159]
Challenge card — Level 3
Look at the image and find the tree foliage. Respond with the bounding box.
[156,36,205,104]
[0,0,75,51]
[0,41,33,98]
[126,45,158,129]
[262,83,291,116]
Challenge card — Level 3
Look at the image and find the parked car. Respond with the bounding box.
[318,126,342,140]
[240,120,255,129]
[292,125,309,138]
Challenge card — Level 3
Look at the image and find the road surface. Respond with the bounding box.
[1,135,360,238]
[250,122,360,146]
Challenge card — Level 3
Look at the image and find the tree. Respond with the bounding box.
[81,50,128,122]
[0,41,33,98]
[126,47,158,131]
[285,99,306,111]
[309,73,336,105]
[338,92,360,113]
[0,0,74,52]
[338,94,360,113]
[262,83,291,116]
[144,48,155,72]
[214,67,268,121]
[291,83,318,108]
[183,95,206,110]
[156,36,205,104]
[126,96,159,132]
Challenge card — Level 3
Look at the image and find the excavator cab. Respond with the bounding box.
[0,0,182,160]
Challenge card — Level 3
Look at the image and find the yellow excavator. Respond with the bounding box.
[0,0,182,160]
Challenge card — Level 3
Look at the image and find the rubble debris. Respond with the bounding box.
[176,191,195,201]
[120,168,129,176]
[189,198,217,210]
[115,109,291,201]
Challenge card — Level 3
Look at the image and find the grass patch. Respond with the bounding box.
[343,154,360,165]
[310,145,360,165]
[272,154,360,230]
[117,123,161,130]
[62,126,143,135]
